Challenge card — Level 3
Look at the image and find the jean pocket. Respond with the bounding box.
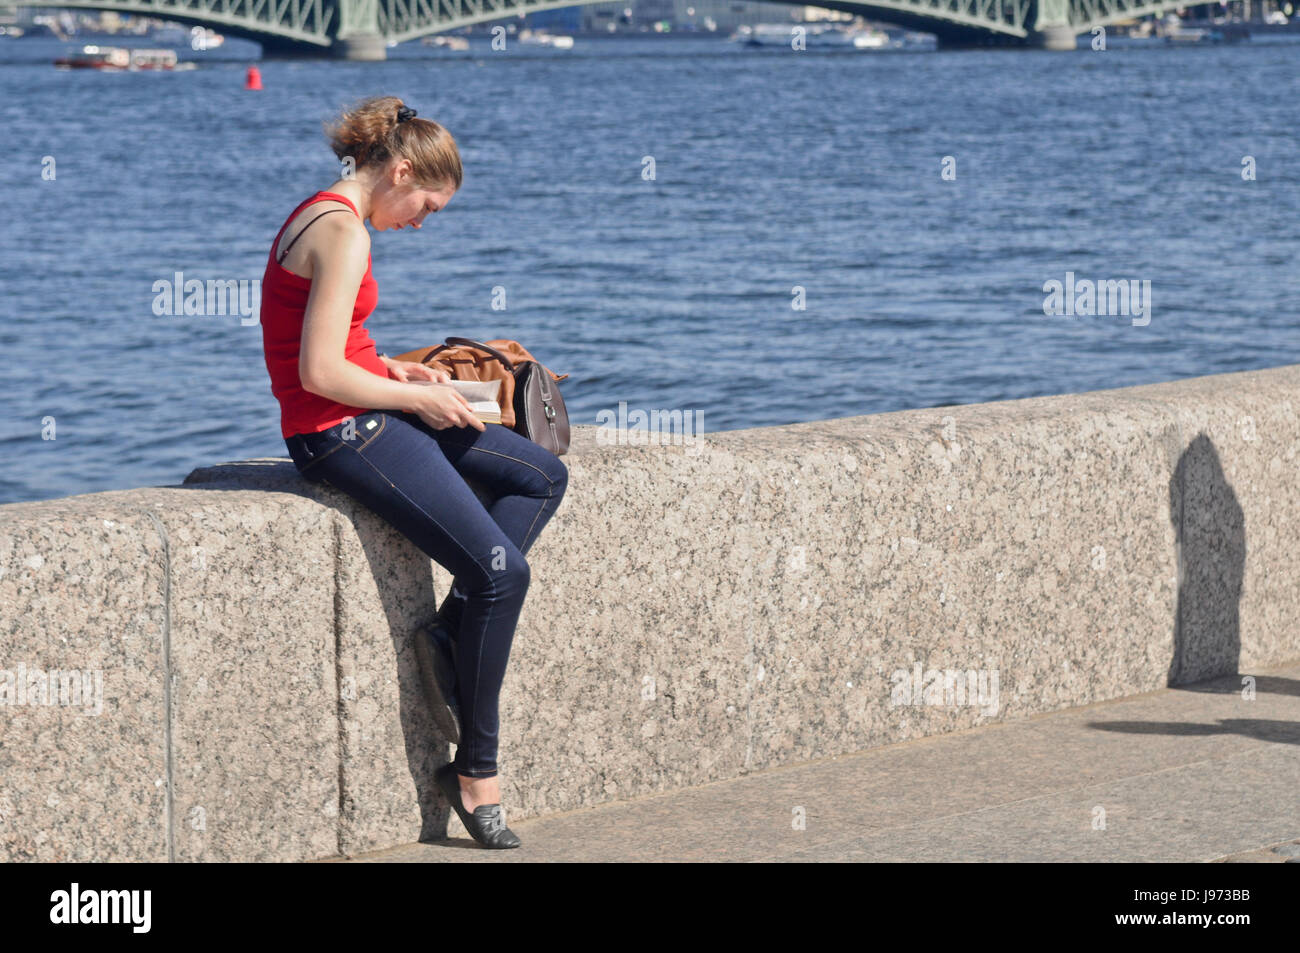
[289,412,386,474]
[341,410,388,452]
[287,430,343,479]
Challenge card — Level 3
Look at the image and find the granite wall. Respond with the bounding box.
[2,364,1297,860]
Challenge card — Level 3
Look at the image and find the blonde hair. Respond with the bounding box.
[324,95,462,191]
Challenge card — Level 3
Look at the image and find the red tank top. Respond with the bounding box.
[260,191,390,439]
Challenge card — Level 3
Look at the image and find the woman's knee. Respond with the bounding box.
[549,459,569,498]
[504,551,531,592]
[473,543,530,597]
[522,455,567,501]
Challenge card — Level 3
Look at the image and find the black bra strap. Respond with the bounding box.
[276,207,352,264]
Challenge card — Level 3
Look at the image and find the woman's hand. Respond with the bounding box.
[409,381,486,432]
[384,357,451,384]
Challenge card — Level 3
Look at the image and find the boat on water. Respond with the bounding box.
[1158,12,1248,43]
[517,29,574,49]
[421,34,470,50]
[731,22,897,49]
[53,46,193,70]
[1163,24,1248,43]
[129,48,189,69]
[852,29,889,48]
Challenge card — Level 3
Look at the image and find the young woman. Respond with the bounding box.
[260,95,569,850]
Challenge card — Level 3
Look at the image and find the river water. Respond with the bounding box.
[1,32,1297,502]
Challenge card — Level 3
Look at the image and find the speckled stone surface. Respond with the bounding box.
[723,391,1187,770]
[183,459,489,855]
[330,500,442,854]
[1219,839,1300,863]
[187,434,757,854]
[3,364,1299,861]
[142,486,340,862]
[331,661,1300,862]
[1115,370,1300,684]
[0,496,168,861]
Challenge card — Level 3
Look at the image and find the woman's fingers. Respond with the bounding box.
[459,405,484,431]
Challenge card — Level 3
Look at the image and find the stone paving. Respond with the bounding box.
[328,661,1300,862]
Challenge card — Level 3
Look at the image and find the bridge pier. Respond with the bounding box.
[332,33,387,61]
[1030,25,1078,50]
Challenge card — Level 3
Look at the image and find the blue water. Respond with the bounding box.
[1,33,1298,503]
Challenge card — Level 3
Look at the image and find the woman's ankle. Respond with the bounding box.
[459,773,500,796]
[459,775,500,809]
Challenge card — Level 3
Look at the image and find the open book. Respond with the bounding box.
[409,378,503,425]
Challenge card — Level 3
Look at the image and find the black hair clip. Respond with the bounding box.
[396,105,417,123]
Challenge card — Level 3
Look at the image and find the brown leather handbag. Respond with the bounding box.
[391,337,571,456]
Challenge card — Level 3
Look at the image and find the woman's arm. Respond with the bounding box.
[297,214,482,430]
[297,217,414,409]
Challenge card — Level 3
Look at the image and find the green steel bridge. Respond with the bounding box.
[18,0,1190,58]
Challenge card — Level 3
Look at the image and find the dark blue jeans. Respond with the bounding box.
[284,409,568,779]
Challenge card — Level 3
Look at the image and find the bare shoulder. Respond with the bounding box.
[309,202,369,250]
[277,199,369,275]
[287,200,364,269]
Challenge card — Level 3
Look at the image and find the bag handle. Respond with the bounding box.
[418,336,568,382]
[420,337,518,373]
[445,337,518,371]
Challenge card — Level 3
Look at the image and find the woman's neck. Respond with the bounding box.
[323,178,374,223]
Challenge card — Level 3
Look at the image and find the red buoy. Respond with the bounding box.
[245,65,262,90]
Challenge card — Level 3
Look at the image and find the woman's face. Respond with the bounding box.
[375,160,456,231]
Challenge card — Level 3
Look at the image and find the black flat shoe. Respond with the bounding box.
[413,620,460,741]
[434,763,522,849]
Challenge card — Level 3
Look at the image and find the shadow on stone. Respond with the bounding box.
[1168,433,1245,688]
[342,503,454,845]
[1169,674,1300,698]
[1083,437,1296,745]
[1086,719,1300,746]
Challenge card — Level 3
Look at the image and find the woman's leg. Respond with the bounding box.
[403,411,569,638]
[286,410,566,792]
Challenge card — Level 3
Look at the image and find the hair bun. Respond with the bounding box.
[325,96,461,191]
